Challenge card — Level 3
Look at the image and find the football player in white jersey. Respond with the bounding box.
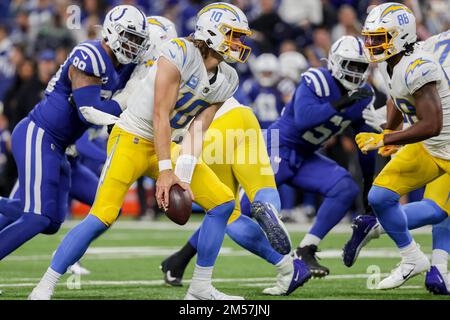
[344,29,450,295]
[354,3,450,290]
[30,3,253,300]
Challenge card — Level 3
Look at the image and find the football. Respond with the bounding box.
[165,184,192,225]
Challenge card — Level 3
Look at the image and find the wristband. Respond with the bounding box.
[158,159,172,172]
[174,154,198,184]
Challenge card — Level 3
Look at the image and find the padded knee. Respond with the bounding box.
[368,185,400,213]
[207,200,235,219]
[42,219,62,235]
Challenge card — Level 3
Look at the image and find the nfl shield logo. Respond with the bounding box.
[187,75,199,89]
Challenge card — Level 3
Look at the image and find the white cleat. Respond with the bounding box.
[377,252,430,290]
[67,261,91,276]
[28,287,53,300]
[185,286,244,300]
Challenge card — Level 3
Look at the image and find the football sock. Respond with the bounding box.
[275,254,292,274]
[34,267,61,292]
[196,200,234,267]
[402,199,447,229]
[0,213,51,260]
[226,214,283,265]
[369,186,412,248]
[300,233,321,247]
[253,188,281,212]
[432,218,450,276]
[190,264,213,290]
[0,214,14,231]
[309,175,359,239]
[399,240,421,260]
[188,227,200,248]
[51,214,108,274]
[173,238,198,269]
[432,249,448,277]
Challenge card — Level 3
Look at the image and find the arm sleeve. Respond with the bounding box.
[72,85,122,124]
[293,82,337,131]
[75,131,107,163]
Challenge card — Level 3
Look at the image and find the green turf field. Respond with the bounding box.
[0,217,448,300]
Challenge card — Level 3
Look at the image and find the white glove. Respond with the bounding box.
[79,106,119,126]
[362,104,387,133]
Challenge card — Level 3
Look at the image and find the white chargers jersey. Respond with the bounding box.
[378,46,450,160]
[116,38,239,141]
[111,39,164,110]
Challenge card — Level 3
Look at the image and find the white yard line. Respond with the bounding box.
[0,273,392,288]
[3,247,406,262]
[60,220,433,234]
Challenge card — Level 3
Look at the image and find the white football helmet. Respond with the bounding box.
[102,5,149,64]
[142,16,178,62]
[279,51,309,83]
[193,2,252,63]
[251,53,280,87]
[328,36,370,91]
[362,2,416,62]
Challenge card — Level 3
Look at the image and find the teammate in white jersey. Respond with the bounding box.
[354,3,450,290]
[345,29,450,295]
[30,2,254,300]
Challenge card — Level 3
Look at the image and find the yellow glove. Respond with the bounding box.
[355,132,384,154]
[378,130,400,157]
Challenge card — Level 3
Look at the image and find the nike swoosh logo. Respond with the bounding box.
[402,268,414,280]
[80,52,88,60]
[166,271,177,282]
[294,269,300,282]
[422,70,430,77]
[169,50,176,59]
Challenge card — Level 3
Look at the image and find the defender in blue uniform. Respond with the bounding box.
[266,36,376,276]
[0,5,149,260]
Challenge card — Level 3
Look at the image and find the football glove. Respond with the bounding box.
[362,104,387,133]
[377,130,400,157]
[355,132,384,154]
[332,87,374,111]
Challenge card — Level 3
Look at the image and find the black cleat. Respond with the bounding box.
[160,255,185,287]
[295,245,330,278]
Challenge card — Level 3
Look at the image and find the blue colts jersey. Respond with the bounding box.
[269,67,374,156]
[29,40,135,146]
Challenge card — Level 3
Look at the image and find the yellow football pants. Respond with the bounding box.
[374,142,450,214]
[91,125,234,226]
[201,107,277,224]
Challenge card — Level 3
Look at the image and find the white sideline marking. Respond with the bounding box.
[3,247,408,262]
[0,273,392,288]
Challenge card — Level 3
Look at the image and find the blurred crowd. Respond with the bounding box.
[0,0,449,219]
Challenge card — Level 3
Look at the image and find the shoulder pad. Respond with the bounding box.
[160,38,190,72]
[70,43,107,77]
[301,67,331,97]
[404,56,440,94]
